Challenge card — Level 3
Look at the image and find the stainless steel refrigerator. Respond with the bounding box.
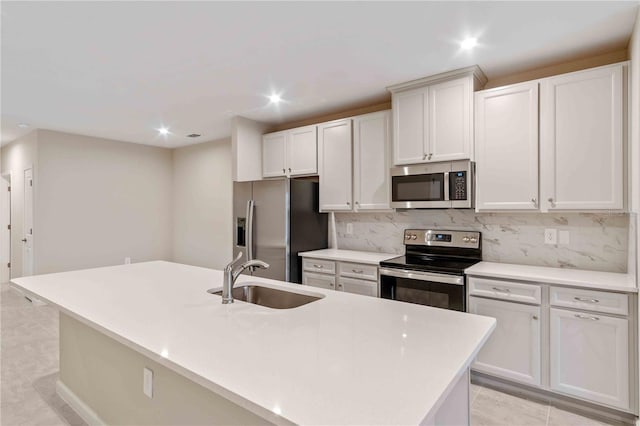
[233,178,328,283]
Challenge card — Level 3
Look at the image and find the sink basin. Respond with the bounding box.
[208,284,323,309]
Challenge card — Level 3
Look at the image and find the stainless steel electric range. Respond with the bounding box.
[379,229,482,312]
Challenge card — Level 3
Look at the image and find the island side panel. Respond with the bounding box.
[59,313,272,426]
[421,369,470,426]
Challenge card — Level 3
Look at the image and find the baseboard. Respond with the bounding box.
[472,371,638,426]
[56,380,105,426]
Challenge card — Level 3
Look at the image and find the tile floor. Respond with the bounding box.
[0,282,621,426]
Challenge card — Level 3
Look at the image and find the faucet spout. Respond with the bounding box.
[221,254,269,304]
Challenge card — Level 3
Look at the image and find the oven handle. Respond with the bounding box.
[379,268,464,285]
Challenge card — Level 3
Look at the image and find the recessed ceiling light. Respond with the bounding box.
[158,127,170,136]
[460,37,478,50]
[17,123,30,128]
[268,93,282,104]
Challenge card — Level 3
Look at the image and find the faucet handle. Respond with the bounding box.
[225,252,244,272]
[232,252,243,263]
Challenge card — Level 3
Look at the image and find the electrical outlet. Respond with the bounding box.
[124,257,131,264]
[143,367,153,398]
[559,230,570,245]
[346,223,353,235]
[544,229,558,245]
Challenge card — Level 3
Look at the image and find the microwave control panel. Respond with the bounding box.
[449,171,467,200]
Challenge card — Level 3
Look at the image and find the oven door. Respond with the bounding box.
[390,163,451,209]
[379,268,466,311]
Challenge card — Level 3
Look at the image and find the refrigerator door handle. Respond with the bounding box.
[246,199,255,264]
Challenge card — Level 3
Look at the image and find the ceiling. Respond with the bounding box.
[2,1,638,148]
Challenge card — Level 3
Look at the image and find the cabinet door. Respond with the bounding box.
[288,125,317,176]
[475,82,539,210]
[428,76,472,162]
[469,297,541,386]
[550,308,629,410]
[353,110,391,211]
[392,88,428,165]
[302,271,335,291]
[262,131,287,178]
[540,64,624,211]
[318,119,353,211]
[338,277,378,297]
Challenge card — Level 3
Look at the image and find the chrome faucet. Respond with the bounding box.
[222,252,269,304]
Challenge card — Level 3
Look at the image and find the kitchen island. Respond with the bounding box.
[12,261,495,425]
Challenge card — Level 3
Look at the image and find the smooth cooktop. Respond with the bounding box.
[380,255,482,275]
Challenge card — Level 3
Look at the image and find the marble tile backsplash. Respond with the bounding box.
[334,210,630,273]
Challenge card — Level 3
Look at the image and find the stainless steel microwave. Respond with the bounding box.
[390,161,475,209]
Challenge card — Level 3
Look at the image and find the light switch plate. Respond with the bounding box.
[143,367,153,398]
[544,229,558,245]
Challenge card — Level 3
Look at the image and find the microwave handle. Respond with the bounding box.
[444,171,450,201]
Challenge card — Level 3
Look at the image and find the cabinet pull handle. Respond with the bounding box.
[423,153,427,160]
[346,201,350,205]
[428,153,433,160]
[288,168,291,172]
[330,283,334,287]
[338,284,343,289]
[575,314,600,321]
[352,269,364,274]
[531,198,537,206]
[492,287,511,293]
[282,168,286,174]
[548,197,555,207]
[355,201,359,205]
[574,297,599,303]
[532,315,538,320]
[313,264,324,268]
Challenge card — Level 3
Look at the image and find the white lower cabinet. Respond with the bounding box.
[550,307,629,410]
[302,259,379,297]
[469,297,541,386]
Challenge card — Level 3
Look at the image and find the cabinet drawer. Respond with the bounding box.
[468,277,541,304]
[338,277,378,297]
[302,258,336,274]
[302,272,335,290]
[338,262,377,281]
[550,287,628,316]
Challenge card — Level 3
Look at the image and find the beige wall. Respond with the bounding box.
[59,314,270,425]
[0,130,39,278]
[35,130,173,274]
[171,139,232,270]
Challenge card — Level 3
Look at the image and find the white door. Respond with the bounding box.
[550,308,629,410]
[353,110,391,211]
[469,297,541,386]
[337,277,378,297]
[302,272,335,291]
[23,168,34,277]
[1,174,10,283]
[318,119,353,211]
[540,64,624,211]
[287,125,317,176]
[262,131,287,178]
[428,76,472,162]
[475,82,539,211]
[392,87,429,165]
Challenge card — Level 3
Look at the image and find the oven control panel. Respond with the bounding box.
[404,229,480,249]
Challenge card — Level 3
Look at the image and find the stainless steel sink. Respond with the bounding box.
[208,284,323,309]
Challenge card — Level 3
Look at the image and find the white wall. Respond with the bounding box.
[35,130,172,274]
[172,139,232,270]
[0,130,39,278]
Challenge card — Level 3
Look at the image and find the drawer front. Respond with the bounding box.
[550,287,628,316]
[338,262,378,281]
[468,277,541,304]
[303,272,336,290]
[338,277,378,297]
[302,258,336,274]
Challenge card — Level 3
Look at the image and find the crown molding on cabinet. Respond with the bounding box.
[386,65,488,93]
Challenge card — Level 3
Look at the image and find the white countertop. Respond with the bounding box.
[298,248,397,264]
[465,261,637,293]
[12,261,495,425]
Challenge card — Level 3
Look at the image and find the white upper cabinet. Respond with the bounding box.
[429,77,472,162]
[540,64,624,211]
[353,110,392,211]
[392,88,429,165]
[475,81,539,211]
[318,119,353,211]
[262,131,287,178]
[262,125,317,178]
[389,66,486,166]
[287,125,318,176]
